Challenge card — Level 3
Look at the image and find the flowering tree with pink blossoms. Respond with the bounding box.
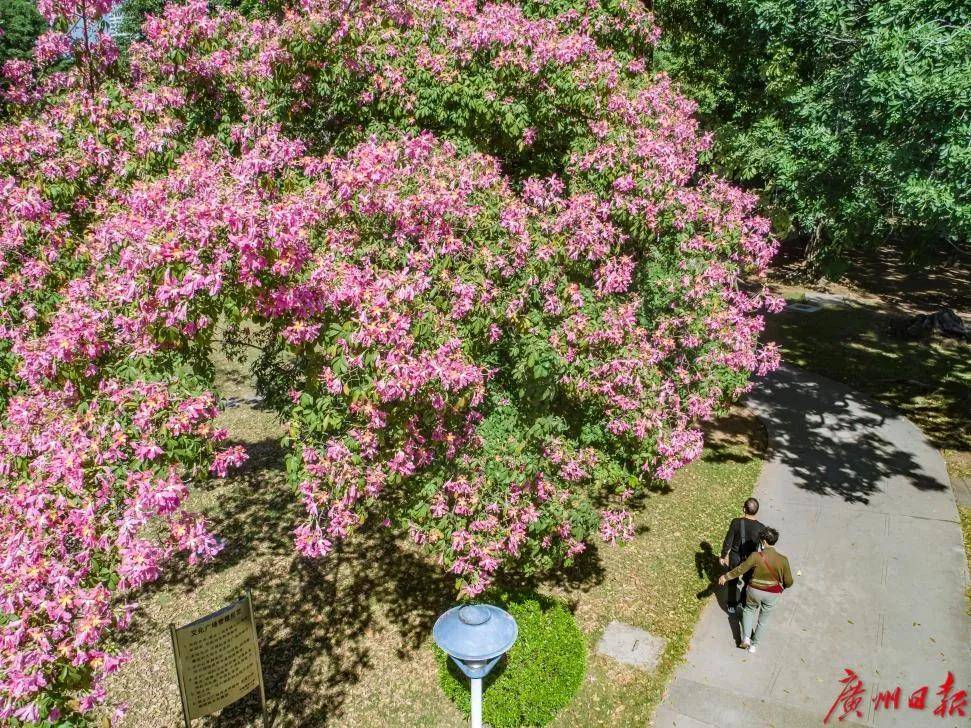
[0,0,780,723]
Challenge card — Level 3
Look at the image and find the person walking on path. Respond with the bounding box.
[719,498,765,614]
[719,527,794,654]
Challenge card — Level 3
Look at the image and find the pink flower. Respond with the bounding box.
[594,255,635,297]
[13,702,39,722]
[209,445,248,477]
[599,509,634,544]
[0,1,779,718]
[34,32,73,66]
[132,441,163,460]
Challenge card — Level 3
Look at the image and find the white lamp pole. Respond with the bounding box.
[433,604,518,728]
[470,676,483,728]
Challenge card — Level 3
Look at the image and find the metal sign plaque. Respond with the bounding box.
[170,593,268,726]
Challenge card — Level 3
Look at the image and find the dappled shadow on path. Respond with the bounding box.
[769,238,971,315]
[764,306,970,452]
[748,368,947,504]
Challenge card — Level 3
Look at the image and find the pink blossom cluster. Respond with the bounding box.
[0,380,229,723]
[0,24,243,722]
[33,32,73,67]
[0,0,783,717]
[36,0,117,25]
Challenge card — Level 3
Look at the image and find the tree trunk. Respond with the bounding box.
[803,219,826,276]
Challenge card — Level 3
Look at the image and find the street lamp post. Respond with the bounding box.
[433,604,518,728]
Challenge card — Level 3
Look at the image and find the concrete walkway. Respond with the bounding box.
[654,366,971,727]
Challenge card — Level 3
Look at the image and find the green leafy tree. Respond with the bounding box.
[656,0,971,273]
[0,0,45,67]
[117,0,165,45]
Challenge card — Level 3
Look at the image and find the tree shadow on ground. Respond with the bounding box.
[769,239,971,315]
[700,409,768,465]
[120,436,457,726]
[747,367,948,504]
[497,545,607,609]
[122,439,295,608]
[210,526,458,727]
[764,306,970,453]
[837,246,971,314]
[123,432,606,727]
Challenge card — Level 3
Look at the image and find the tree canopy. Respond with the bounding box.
[0,0,45,69]
[656,0,971,272]
[0,0,780,722]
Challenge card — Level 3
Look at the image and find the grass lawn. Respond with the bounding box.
[106,348,766,727]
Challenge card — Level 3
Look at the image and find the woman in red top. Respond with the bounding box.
[718,527,794,653]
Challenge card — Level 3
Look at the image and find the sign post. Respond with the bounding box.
[169,592,268,727]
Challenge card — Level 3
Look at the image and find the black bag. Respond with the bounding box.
[737,519,760,560]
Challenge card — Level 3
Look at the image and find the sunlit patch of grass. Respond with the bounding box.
[944,451,971,481]
[960,507,971,614]
[550,410,766,726]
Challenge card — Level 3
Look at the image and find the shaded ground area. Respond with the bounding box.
[763,301,970,457]
[656,366,970,727]
[771,241,971,315]
[107,343,766,726]
[107,358,465,727]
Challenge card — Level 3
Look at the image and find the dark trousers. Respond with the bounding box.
[726,552,746,607]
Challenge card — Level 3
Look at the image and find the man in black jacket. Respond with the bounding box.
[719,498,765,613]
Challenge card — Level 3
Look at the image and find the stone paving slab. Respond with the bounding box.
[803,292,855,307]
[785,301,822,313]
[596,621,665,670]
[655,367,971,727]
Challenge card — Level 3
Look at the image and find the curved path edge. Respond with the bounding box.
[653,365,971,727]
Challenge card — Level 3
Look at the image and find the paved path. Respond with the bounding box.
[654,366,971,727]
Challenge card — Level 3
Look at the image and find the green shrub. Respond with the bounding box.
[438,595,586,727]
